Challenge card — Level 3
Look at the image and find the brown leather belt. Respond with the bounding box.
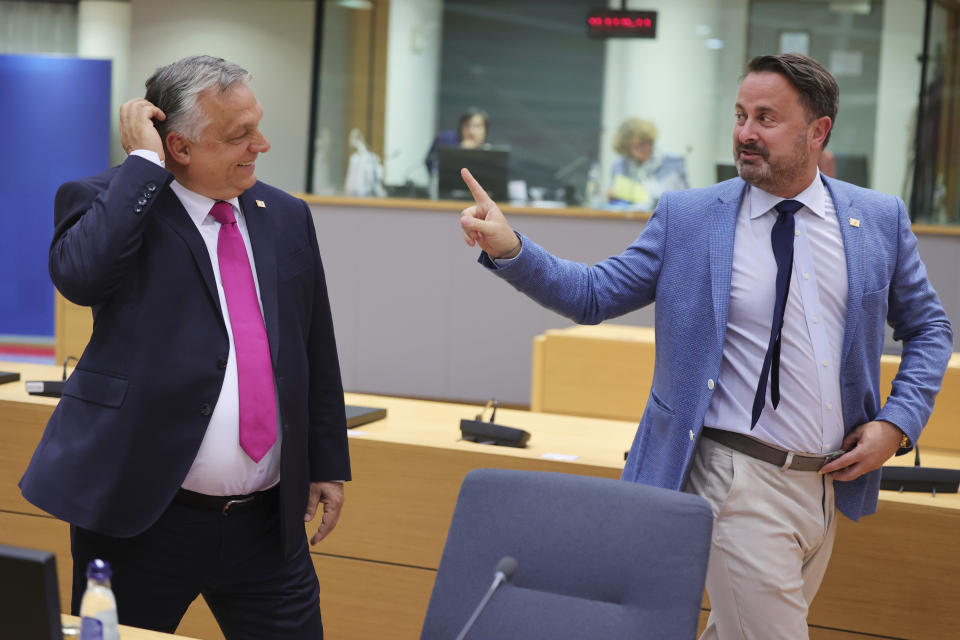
[174,486,278,516]
[701,427,840,472]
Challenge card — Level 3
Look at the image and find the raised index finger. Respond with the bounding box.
[461,168,492,204]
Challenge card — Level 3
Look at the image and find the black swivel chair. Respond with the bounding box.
[420,469,713,639]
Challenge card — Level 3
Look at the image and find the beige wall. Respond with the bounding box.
[78,0,132,167]
[383,0,443,187]
[127,0,316,193]
[872,0,925,199]
[600,0,749,189]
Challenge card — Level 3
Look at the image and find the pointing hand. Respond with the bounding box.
[459,168,521,259]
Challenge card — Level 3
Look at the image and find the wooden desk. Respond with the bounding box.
[0,362,635,639]
[3,361,959,639]
[61,614,199,639]
[531,324,960,452]
[54,292,92,366]
[531,324,656,420]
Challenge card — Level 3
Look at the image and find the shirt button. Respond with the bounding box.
[812,316,819,324]
[200,404,213,416]
[827,403,834,410]
[794,230,801,237]
[689,430,695,441]
[707,378,715,390]
[822,360,829,367]
[803,273,809,280]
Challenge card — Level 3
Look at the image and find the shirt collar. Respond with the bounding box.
[169,180,242,226]
[747,169,826,220]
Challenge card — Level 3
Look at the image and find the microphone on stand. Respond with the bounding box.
[454,556,518,640]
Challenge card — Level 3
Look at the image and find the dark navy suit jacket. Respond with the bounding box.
[20,156,351,555]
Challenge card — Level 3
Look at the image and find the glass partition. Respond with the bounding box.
[309,0,951,223]
[910,0,960,224]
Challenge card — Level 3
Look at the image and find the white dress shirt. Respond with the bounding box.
[703,171,848,453]
[132,150,281,495]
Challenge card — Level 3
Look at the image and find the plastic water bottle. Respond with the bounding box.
[79,559,119,640]
[585,161,603,208]
[429,165,439,200]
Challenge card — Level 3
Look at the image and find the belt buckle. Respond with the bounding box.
[221,495,255,516]
[788,450,839,472]
[814,449,845,471]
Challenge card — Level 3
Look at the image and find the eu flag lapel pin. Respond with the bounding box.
[849,217,860,228]
[256,199,266,208]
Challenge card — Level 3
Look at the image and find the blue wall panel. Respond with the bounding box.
[0,54,110,337]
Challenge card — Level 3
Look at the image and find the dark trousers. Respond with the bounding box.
[70,491,323,639]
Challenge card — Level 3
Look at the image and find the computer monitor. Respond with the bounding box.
[0,545,62,640]
[716,162,739,183]
[833,153,869,188]
[436,146,510,202]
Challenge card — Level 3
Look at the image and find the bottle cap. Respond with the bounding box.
[86,558,112,581]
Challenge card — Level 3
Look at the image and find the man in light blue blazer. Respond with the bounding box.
[459,54,952,638]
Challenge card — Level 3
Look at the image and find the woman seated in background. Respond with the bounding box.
[457,108,488,148]
[609,117,688,207]
[425,108,490,172]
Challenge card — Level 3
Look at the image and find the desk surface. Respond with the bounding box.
[3,360,958,513]
[0,360,636,468]
[343,391,960,512]
[2,361,958,639]
[61,615,199,639]
[343,391,638,469]
[0,361,64,406]
[297,193,653,221]
[297,193,960,237]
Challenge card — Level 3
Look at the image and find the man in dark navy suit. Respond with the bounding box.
[20,55,350,638]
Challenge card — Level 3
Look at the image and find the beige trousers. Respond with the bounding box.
[684,436,837,640]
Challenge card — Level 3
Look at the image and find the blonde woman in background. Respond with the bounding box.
[609,117,688,207]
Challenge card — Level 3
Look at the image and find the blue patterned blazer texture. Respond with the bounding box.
[483,176,953,521]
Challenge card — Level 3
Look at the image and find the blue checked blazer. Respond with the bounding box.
[483,176,952,521]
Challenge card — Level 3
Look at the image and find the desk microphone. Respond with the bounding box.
[454,556,517,640]
[880,445,960,495]
[25,355,76,398]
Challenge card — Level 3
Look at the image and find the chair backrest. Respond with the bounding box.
[420,469,713,640]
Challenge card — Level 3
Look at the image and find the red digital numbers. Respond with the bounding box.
[587,12,655,36]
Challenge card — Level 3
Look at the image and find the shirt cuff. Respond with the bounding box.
[130,149,164,167]
[491,236,524,266]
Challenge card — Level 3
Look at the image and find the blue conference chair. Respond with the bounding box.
[420,469,713,639]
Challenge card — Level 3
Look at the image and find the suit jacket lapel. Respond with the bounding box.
[155,187,221,312]
[239,191,280,367]
[826,177,865,368]
[709,180,747,343]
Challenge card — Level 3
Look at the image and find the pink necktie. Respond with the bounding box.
[209,201,276,462]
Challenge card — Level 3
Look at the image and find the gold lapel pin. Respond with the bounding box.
[849,217,861,228]
[256,199,266,208]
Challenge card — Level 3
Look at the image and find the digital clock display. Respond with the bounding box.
[587,10,658,38]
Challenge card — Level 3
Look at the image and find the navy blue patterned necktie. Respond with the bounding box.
[751,199,804,428]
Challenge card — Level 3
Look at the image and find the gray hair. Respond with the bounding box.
[144,55,251,143]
